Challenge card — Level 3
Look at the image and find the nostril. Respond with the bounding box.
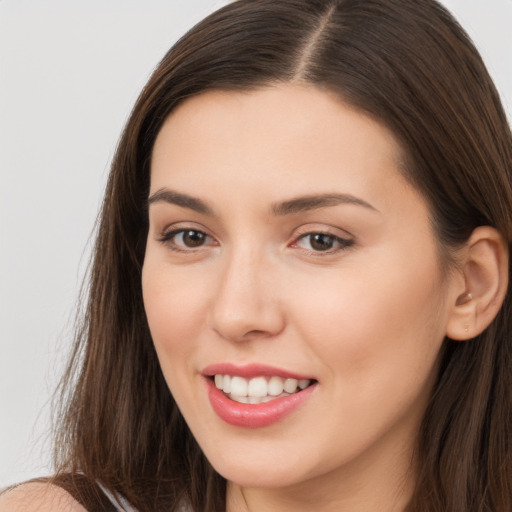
[244,329,267,338]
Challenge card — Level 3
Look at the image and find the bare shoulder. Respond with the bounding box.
[0,481,87,512]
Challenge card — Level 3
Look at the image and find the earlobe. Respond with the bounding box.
[446,226,509,341]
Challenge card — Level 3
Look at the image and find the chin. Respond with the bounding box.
[215,463,307,489]
[201,442,323,490]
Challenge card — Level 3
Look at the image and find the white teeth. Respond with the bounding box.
[223,375,231,393]
[247,376,267,397]
[230,392,291,404]
[230,376,248,397]
[284,378,298,393]
[298,379,309,389]
[268,376,284,396]
[231,395,249,404]
[213,374,312,402]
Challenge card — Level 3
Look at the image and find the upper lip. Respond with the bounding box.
[202,363,315,381]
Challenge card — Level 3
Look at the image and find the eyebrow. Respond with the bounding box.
[271,193,378,216]
[147,188,378,217]
[147,188,214,215]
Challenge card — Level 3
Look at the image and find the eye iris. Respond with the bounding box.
[182,230,206,247]
[310,233,335,251]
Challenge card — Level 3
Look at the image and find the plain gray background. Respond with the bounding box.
[1,0,511,488]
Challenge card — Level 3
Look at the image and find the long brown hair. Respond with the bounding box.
[54,1,512,510]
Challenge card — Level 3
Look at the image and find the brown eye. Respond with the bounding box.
[160,228,214,250]
[181,230,207,247]
[294,232,353,253]
[309,233,336,251]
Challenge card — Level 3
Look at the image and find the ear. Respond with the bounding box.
[446,226,509,341]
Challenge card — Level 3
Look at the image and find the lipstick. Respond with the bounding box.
[203,364,317,428]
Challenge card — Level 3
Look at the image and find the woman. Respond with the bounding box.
[2,0,511,510]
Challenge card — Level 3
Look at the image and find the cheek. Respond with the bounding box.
[289,245,448,393]
[284,251,448,457]
[141,258,209,377]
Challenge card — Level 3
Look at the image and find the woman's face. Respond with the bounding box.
[142,85,459,495]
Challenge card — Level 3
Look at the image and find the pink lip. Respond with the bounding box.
[203,364,317,428]
[202,363,314,380]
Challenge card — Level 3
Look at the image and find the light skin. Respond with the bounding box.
[0,86,507,512]
[141,85,508,512]
[142,85,417,511]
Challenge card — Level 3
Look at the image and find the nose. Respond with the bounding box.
[208,247,285,343]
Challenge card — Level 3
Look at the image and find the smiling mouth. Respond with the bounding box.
[213,374,314,404]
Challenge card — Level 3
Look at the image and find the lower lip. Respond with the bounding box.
[206,378,317,428]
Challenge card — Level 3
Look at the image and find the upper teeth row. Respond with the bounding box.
[214,375,310,397]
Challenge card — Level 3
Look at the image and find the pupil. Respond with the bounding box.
[183,230,205,247]
[311,234,334,251]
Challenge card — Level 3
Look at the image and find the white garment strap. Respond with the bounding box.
[95,480,193,512]
[95,481,136,512]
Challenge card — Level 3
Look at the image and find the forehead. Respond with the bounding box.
[153,85,403,160]
[150,84,411,212]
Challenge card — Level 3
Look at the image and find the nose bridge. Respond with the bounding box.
[209,240,284,342]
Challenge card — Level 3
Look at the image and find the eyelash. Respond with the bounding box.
[158,228,216,252]
[158,228,354,255]
[292,232,354,254]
